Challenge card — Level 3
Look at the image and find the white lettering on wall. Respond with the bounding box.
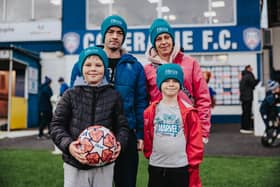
[182,31,193,50]
[123,32,132,51]
[203,30,213,50]
[133,32,146,52]
[83,33,94,49]
[219,30,231,50]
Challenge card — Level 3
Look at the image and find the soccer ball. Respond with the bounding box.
[78,125,117,166]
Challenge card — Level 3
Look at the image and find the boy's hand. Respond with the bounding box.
[69,140,88,164]
[110,142,121,162]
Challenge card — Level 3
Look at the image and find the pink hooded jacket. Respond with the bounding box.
[144,45,211,138]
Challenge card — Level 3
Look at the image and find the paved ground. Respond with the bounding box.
[0,124,280,157]
[204,123,280,157]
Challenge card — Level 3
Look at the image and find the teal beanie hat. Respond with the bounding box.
[156,64,184,90]
[149,18,174,48]
[78,46,108,75]
[101,15,127,44]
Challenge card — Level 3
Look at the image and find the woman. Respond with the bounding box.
[144,18,211,143]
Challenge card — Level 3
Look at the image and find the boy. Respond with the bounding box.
[50,46,129,187]
[143,64,204,187]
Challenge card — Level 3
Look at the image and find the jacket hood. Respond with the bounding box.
[145,43,181,65]
[73,76,109,87]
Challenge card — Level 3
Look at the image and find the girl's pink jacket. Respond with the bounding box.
[144,98,204,187]
[144,47,211,138]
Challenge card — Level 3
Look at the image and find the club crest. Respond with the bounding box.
[243,28,260,50]
[63,32,80,54]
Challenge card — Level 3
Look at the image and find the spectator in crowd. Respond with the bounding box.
[58,77,69,96]
[144,64,203,187]
[203,71,216,108]
[37,76,53,139]
[50,46,129,187]
[260,80,280,129]
[144,18,211,144]
[239,65,260,134]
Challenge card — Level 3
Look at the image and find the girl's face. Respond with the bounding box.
[155,33,173,59]
[161,78,180,97]
[82,55,104,86]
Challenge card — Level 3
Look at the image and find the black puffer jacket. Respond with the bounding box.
[239,70,259,102]
[50,84,129,170]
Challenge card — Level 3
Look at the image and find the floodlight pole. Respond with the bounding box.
[109,2,113,15]
[157,0,162,18]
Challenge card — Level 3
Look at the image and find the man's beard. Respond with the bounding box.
[109,46,119,52]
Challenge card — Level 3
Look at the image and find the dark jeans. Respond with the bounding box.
[114,130,138,187]
[148,165,189,187]
[241,100,253,130]
[38,112,52,137]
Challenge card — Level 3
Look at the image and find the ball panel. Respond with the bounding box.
[86,152,100,165]
[89,126,104,142]
[103,133,116,148]
[101,149,114,162]
[80,138,94,152]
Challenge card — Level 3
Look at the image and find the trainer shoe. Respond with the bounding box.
[36,135,47,140]
[240,129,254,134]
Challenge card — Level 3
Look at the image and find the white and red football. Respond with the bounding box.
[78,125,117,166]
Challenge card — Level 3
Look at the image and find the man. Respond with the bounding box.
[239,65,259,134]
[37,76,53,139]
[57,77,69,96]
[101,15,148,187]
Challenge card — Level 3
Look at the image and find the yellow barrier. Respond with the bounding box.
[10,96,27,129]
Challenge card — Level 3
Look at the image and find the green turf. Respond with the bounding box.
[0,149,279,187]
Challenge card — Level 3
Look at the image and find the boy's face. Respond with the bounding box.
[155,33,173,58]
[83,55,105,86]
[104,26,124,51]
[161,78,180,97]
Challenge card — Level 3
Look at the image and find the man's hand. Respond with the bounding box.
[137,139,144,151]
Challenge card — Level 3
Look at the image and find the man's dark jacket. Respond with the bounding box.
[239,70,259,102]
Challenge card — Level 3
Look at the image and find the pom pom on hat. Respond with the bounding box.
[267,80,279,91]
[149,18,174,48]
[156,64,184,90]
[101,15,127,44]
[78,46,108,75]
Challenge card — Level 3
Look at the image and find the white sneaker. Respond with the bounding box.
[240,129,254,134]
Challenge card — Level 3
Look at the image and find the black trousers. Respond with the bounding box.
[38,112,52,137]
[114,130,138,187]
[148,165,189,187]
[241,100,253,130]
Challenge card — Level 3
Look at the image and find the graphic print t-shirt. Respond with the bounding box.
[150,102,188,168]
